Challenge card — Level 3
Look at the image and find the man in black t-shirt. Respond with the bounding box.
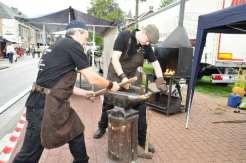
[93,24,167,153]
[13,20,120,163]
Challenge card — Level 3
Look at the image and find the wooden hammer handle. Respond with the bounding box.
[93,76,137,97]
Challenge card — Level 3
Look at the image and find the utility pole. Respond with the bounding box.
[135,0,139,28]
[135,0,147,29]
[42,24,46,46]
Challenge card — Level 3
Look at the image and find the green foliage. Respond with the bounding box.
[87,0,125,46]
[87,0,124,22]
[160,0,174,8]
[195,76,234,97]
[89,32,103,45]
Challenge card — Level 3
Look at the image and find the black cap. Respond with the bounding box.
[66,20,87,30]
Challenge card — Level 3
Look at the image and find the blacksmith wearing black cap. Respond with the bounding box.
[13,20,120,163]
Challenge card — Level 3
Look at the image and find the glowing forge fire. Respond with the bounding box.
[164,68,175,75]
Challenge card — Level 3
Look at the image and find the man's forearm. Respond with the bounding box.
[73,86,89,96]
[151,60,163,78]
[80,68,109,89]
[111,51,124,76]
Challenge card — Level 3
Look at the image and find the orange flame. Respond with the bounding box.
[164,68,175,75]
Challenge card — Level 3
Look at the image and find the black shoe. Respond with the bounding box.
[139,143,155,153]
[93,128,106,139]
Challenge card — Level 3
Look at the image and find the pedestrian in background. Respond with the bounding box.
[25,47,30,56]
[6,43,15,63]
[31,44,35,58]
[36,45,42,58]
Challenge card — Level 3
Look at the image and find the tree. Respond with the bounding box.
[160,0,174,8]
[87,0,124,22]
[87,0,125,46]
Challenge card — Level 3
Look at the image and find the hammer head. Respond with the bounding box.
[137,153,153,159]
[137,146,153,159]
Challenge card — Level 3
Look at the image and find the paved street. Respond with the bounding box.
[0,56,39,144]
[10,92,246,163]
[0,56,39,107]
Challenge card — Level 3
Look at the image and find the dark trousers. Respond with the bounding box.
[98,97,147,146]
[13,107,89,163]
[8,53,13,63]
[37,52,41,58]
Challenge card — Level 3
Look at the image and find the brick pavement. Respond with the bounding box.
[11,92,246,163]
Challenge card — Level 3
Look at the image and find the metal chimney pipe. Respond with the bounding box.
[178,0,186,27]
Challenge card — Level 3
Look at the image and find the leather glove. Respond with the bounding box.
[110,81,120,92]
[155,77,168,92]
[121,77,131,89]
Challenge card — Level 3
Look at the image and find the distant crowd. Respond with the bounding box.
[5,43,45,64]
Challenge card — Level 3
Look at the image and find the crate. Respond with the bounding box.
[227,94,241,108]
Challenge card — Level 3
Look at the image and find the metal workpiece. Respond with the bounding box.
[105,91,153,109]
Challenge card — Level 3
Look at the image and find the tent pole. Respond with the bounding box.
[42,24,46,46]
[92,26,95,70]
[92,26,95,43]
[185,97,192,128]
[68,11,71,23]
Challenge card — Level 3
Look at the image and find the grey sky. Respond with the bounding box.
[0,0,160,18]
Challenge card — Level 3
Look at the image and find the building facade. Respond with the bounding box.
[0,1,43,58]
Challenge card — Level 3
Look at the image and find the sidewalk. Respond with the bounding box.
[10,92,246,163]
[0,56,39,70]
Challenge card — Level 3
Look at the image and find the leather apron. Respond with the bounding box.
[41,71,84,149]
[107,46,144,83]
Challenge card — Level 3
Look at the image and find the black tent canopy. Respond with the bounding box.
[27,7,116,34]
[186,4,246,128]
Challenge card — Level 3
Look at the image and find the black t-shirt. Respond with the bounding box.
[25,37,89,108]
[113,30,157,63]
[36,37,89,88]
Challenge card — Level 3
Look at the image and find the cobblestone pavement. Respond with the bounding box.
[11,92,246,163]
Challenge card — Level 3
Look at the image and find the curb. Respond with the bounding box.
[0,67,9,70]
[0,111,26,163]
[0,87,31,114]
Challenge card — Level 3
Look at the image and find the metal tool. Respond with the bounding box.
[93,77,137,97]
[137,107,153,159]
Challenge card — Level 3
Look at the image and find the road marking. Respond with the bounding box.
[0,111,26,163]
[0,87,31,115]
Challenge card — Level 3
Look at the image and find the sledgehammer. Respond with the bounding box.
[137,107,153,159]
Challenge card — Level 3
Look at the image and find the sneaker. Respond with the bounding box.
[93,128,106,139]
